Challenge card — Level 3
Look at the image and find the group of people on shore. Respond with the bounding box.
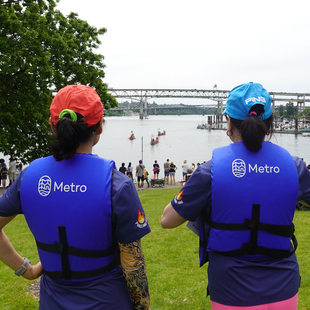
[0,156,17,188]
[118,160,151,189]
[118,159,203,188]
[0,83,310,310]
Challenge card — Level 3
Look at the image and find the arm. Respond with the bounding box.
[162,162,213,228]
[0,216,42,280]
[295,157,310,204]
[161,203,186,228]
[119,240,150,310]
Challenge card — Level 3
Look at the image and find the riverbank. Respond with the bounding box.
[0,180,183,197]
[208,127,310,135]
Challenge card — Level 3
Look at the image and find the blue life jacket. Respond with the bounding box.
[199,142,298,266]
[20,154,118,281]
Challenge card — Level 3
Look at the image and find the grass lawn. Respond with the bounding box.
[0,187,309,309]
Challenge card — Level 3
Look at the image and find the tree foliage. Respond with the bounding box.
[0,0,117,163]
[285,102,297,118]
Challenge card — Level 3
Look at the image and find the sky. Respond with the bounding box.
[56,0,310,97]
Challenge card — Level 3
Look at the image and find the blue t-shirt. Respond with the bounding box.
[171,156,310,306]
[0,158,151,310]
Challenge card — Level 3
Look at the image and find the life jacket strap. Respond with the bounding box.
[216,236,297,258]
[36,240,115,258]
[44,261,118,280]
[58,226,71,279]
[36,226,117,280]
[208,206,295,237]
[208,204,298,258]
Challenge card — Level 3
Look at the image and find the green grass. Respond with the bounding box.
[1,187,310,309]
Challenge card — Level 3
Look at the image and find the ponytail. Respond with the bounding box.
[230,104,273,152]
[52,113,100,161]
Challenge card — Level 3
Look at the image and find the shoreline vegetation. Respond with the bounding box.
[198,126,310,135]
[0,187,309,309]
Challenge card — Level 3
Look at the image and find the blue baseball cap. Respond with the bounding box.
[222,82,272,120]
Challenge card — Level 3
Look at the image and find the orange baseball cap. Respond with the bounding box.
[50,85,104,127]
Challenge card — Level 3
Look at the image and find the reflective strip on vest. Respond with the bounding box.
[20,155,117,281]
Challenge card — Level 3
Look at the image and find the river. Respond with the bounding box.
[94,115,310,181]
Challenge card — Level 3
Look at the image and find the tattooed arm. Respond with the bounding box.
[119,240,150,310]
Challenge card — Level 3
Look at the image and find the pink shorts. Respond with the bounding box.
[211,293,298,310]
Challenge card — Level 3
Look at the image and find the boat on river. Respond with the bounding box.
[129,132,136,140]
[150,136,159,145]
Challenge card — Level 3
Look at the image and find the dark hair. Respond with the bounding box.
[229,104,273,152]
[52,113,99,161]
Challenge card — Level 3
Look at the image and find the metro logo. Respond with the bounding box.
[248,164,280,174]
[54,182,87,193]
[37,175,87,196]
[231,159,280,178]
[38,175,52,196]
[232,159,246,178]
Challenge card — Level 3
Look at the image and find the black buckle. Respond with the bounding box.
[244,218,255,229]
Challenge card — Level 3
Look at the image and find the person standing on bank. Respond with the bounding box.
[181,160,189,181]
[152,160,160,179]
[163,159,170,184]
[169,162,177,185]
[127,162,133,179]
[0,159,8,188]
[161,82,310,309]
[119,162,127,175]
[8,155,17,186]
[136,160,145,189]
[0,85,151,310]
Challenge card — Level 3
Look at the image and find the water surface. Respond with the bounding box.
[94,115,310,180]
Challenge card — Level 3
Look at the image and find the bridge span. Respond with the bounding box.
[108,88,310,119]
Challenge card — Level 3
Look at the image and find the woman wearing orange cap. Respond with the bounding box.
[161,83,310,309]
[0,85,150,309]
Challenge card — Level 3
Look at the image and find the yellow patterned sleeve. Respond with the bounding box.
[119,240,150,310]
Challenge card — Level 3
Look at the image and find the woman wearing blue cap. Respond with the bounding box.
[161,82,310,309]
[0,85,151,309]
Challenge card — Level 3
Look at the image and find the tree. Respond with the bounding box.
[284,102,297,119]
[278,105,285,117]
[0,0,117,163]
[304,107,310,120]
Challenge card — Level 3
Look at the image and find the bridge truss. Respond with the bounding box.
[107,88,310,119]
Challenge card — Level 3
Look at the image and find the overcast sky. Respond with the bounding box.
[56,0,310,95]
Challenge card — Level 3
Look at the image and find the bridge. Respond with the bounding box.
[108,88,310,120]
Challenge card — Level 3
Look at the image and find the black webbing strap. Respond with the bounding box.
[209,204,297,258]
[199,220,210,266]
[36,241,115,258]
[208,210,295,238]
[249,204,260,248]
[217,243,293,258]
[291,234,298,254]
[58,226,71,280]
[44,261,117,280]
[37,225,118,280]
[257,222,295,237]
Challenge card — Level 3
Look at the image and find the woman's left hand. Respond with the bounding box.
[23,261,43,280]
